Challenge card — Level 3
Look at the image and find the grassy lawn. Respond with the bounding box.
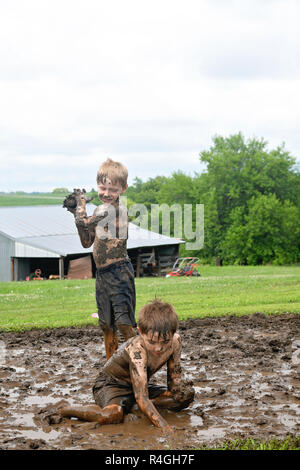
[0,265,299,331]
[197,435,300,450]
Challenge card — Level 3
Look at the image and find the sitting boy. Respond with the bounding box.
[56,300,194,433]
[63,158,136,359]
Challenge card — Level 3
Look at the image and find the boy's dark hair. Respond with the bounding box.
[137,299,178,339]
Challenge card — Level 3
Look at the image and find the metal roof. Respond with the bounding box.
[0,205,183,256]
[0,205,77,238]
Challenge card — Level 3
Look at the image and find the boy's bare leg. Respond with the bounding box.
[152,391,176,408]
[101,325,118,360]
[152,387,195,411]
[117,323,137,341]
[59,404,123,425]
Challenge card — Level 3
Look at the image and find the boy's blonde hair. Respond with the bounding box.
[138,299,178,339]
[97,158,128,189]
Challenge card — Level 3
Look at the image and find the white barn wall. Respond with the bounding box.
[0,232,14,282]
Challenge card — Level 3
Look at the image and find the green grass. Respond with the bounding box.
[195,435,300,450]
[0,193,66,206]
[0,265,299,331]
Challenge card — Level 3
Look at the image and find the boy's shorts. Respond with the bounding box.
[95,259,136,331]
[93,372,167,414]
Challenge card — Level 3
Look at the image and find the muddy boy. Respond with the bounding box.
[63,158,136,359]
[56,300,195,433]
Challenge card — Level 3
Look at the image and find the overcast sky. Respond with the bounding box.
[0,0,300,192]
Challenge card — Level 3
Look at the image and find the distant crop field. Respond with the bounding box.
[0,194,66,206]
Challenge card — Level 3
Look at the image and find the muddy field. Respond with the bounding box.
[0,313,299,450]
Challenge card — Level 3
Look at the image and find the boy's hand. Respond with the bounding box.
[170,384,195,403]
[63,189,94,214]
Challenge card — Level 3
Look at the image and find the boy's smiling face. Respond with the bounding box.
[97,177,127,204]
[138,328,173,357]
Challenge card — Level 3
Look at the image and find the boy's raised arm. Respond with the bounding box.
[63,189,107,248]
[127,342,172,432]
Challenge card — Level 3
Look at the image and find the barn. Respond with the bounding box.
[0,205,184,281]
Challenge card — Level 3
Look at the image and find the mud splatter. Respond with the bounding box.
[0,314,299,450]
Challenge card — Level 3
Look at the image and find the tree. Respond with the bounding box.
[126,176,168,208]
[199,133,300,264]
[221,195,300,265]
[52,187,69,194]
[157,172,195,205]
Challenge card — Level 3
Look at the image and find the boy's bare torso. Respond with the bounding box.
[102,333,182,388]
[76,200,129,268]
[102,333,182,429]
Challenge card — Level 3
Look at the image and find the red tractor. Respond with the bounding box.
[166,257,200,277]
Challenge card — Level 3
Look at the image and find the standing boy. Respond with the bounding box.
[55,300,195,434]
[63,158,136,359]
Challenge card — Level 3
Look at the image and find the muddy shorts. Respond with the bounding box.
[93,372,167,414]
[96,259,136,331]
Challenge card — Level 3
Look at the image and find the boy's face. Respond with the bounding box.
[97,177,127,204]
[138,328,173,357]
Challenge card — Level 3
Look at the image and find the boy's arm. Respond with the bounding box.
[127,342,172,432]
[167,334,182,391]
[63,189,107,248]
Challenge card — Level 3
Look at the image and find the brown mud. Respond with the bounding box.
[0,313,299,450]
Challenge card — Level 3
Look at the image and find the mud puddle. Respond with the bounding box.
[0,313,299,450]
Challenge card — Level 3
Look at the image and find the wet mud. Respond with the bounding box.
[0,313,299,450]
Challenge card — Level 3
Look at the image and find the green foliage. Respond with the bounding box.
[125,133,300,265]
[199,133,300,264]
[157,172,195,205]
[221,195,300,265]
[126,176,169,208]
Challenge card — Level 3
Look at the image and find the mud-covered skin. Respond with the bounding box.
[126,333,186,431]
[100,323,136,360]
[92,333,191,432]
[53,333,188,432]
[100,332,190,431]
[59,403,123,425]
[100,324,119,360]
[64,188,135,362]
[101,334,182,386]
[63,188,128,268]
[63,188,94,214]
[93,203,128,267]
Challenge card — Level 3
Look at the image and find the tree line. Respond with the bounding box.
[124,133,300,265]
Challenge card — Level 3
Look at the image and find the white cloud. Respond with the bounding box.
[0,0,299,191]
